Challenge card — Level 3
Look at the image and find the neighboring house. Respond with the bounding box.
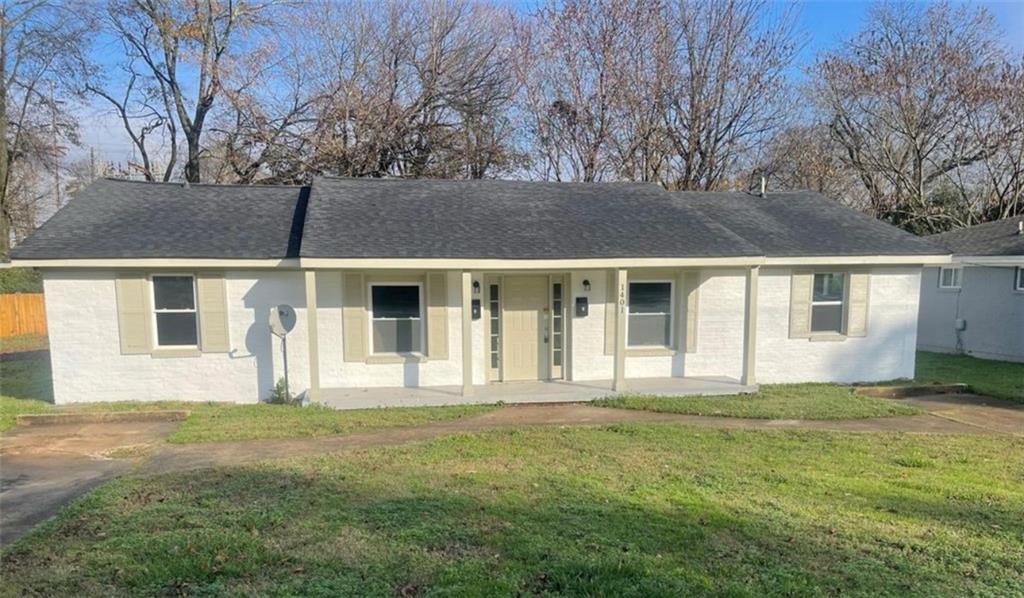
[10,178,947,406]
[917,217,1024,362]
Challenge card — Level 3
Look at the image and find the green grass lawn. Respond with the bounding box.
[0,351,494,440]
[595,384,922,419]
[916,351,1024,403]
[0,333,48,354]
[2,424,1021,596]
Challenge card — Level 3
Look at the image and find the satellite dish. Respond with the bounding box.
[269,304,297,337]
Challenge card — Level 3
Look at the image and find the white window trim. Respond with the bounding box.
[1015,267,1024,292]
[810,271,846,335]
[149,273,199,349]
[938,266,962,290]
[367,281,425,355]
[625,279,675,349]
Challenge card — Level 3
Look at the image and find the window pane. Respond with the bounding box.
[489,284,499,301]
[372,319,421,353]
[553,350,562,367]
[491,353,499,369]
[628,313,670,346]
[372,285,420,319]
[629,282,671,314]
[811,304,843,333]
[813,273,844,302]
[156,312,198,346]
[153,276,195,310]
[552,283,562,300]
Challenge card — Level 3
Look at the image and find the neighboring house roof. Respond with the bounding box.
[300,177,761,259]
[11,177,948,261]
[680,191,945,257]
[11,179,309,259]
[926,217,1024,257]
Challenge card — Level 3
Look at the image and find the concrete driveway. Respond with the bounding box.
[0,421,176,547]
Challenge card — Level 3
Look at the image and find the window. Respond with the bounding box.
[811,272,845,334]
[1016,267,1024,292]
[370,284,422,353]
[551,282,564,367]
[152,275,198,347]
[628,281,672,347]
[939,267,962,289]
[488,284,500,370]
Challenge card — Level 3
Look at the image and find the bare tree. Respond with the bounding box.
[88,0,276,183]
[1,0,87,255]
[206,0,520,183]
[514,0,647,182]
[812,2,1022,233]
[660,0,800,190]
[515,0,800,187]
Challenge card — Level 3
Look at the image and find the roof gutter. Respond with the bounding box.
[9,254,952,270]
[951,255,1024,267]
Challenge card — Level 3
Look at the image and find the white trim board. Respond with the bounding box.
[12,253,952,270]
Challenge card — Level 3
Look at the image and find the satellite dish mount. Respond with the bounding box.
[269,304,298,401]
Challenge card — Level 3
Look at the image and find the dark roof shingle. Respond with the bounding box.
[300,177,762,259]
[680,191,946,257]
[11,177,949,261]
[926,218,1024,256]
[11,179,308,259]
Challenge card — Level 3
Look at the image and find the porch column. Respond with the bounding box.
[742,265,759,387]
[461,270,473,396]
[305,270,321,403]
[613,268,627,391]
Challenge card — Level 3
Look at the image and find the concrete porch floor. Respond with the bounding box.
[319,376,757,410]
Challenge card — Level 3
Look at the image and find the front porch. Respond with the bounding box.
[319,376,756,410]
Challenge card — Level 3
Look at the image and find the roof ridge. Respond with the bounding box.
[315,175,658,187]
[99,177,306,190]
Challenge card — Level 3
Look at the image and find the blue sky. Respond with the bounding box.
[795,0,1024,73]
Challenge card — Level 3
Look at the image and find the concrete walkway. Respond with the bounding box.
[142,395,1021,475]
[2,394,1020,547]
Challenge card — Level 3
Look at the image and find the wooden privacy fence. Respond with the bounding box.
[0,293,47,337]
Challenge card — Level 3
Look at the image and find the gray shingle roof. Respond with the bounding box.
[11,179,308,259]
[11,177,949,261]
[926,217,1024,256]
[300,177,762,259]
[680,191,946,257]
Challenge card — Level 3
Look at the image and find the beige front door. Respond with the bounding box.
[502,276,549,381]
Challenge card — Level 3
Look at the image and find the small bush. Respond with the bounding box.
[0,268,42,293]
[266,377,298,405]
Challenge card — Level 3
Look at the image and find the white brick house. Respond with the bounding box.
[12,178,948,407]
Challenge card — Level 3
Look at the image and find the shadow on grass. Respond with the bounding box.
[5,454,1020,597]
[0,352,53,403]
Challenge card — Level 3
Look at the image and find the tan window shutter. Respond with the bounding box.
[115,274,152,354]
[604,270,616,355]
[342,272,368,361]
[196,272,230,352]
[789,271,813,339]
[682,270,700,353]
[845,271,870,337]
[426,272,448,359]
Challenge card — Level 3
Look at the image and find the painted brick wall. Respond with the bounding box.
[755,266,921,383]
[316,271,475,388]
[42,265,923,404]
[43,269,310,404]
